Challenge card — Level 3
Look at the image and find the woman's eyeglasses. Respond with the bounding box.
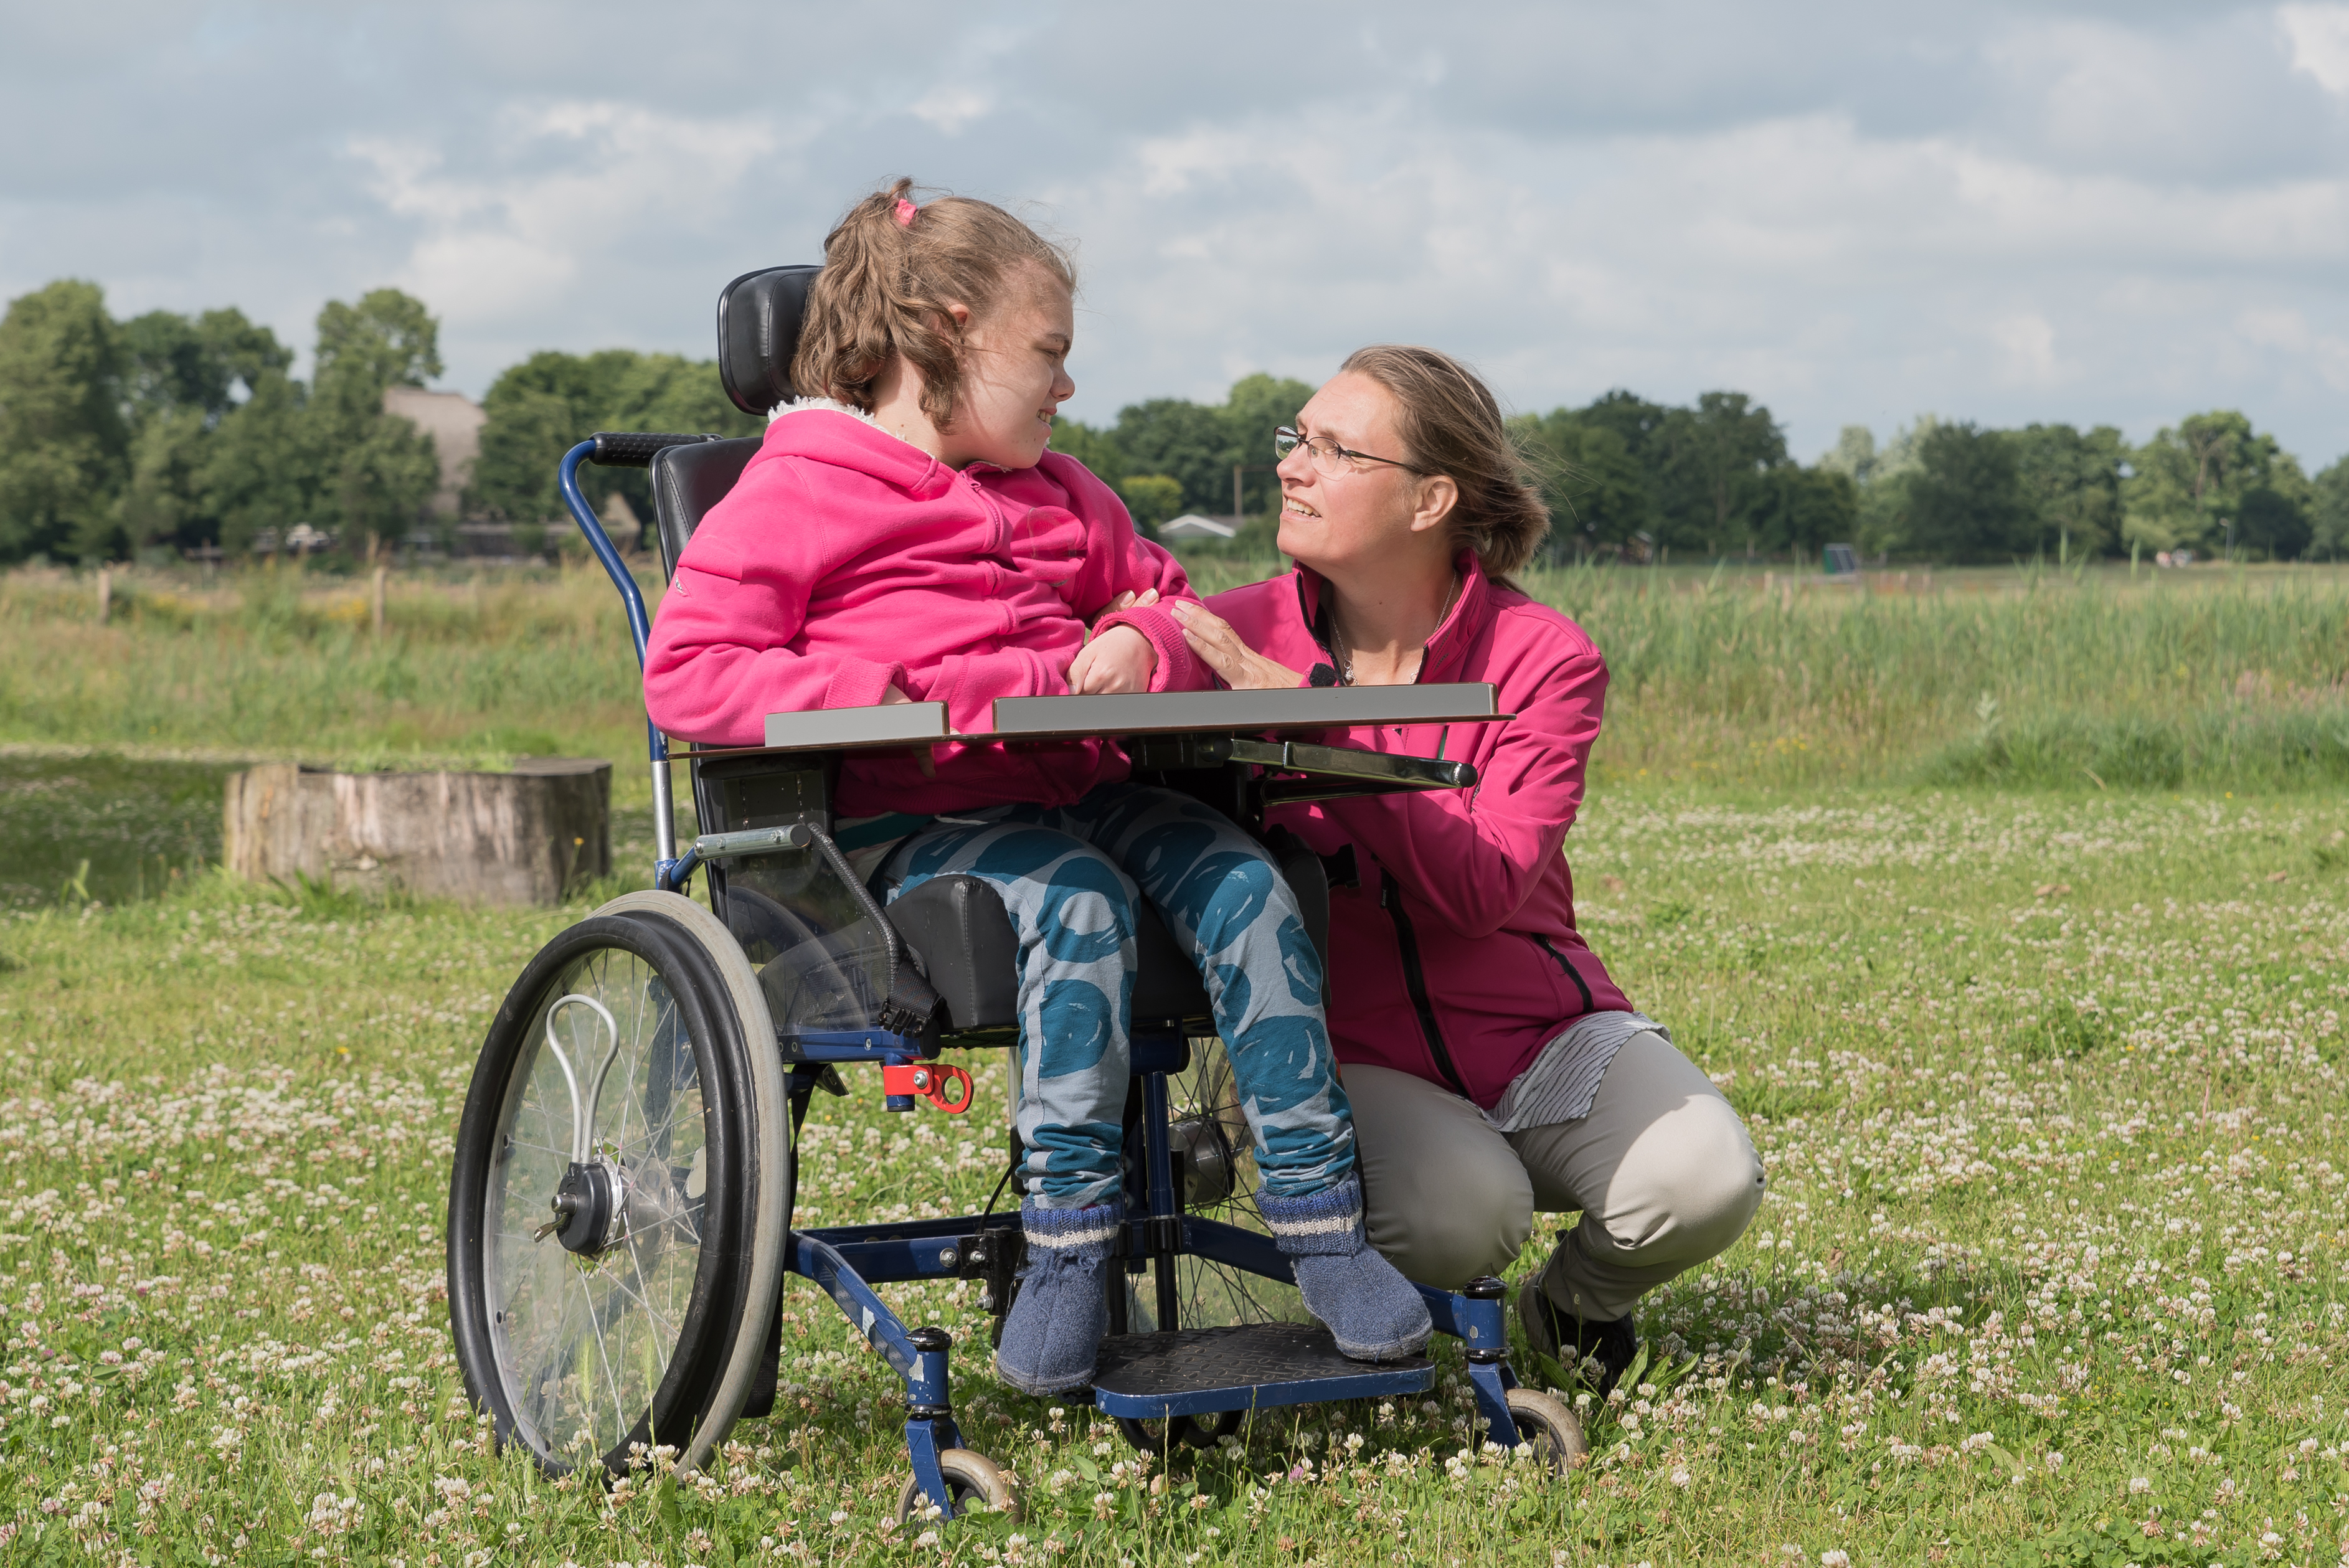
[1273,427,1426,476]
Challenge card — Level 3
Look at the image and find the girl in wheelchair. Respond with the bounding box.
[643,179,1430,1395]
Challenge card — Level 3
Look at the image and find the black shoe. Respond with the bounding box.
[1516,1276,1638,1398]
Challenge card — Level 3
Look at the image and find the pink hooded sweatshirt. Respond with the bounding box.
[643,404,1209,815]
[1206,555,1633,1108]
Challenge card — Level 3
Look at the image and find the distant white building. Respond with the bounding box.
[382,386,488,517]
[1159,513,1237,541]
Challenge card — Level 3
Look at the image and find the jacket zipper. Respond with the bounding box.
[1381,882,1470,1098]
[1530,931,1596,1013]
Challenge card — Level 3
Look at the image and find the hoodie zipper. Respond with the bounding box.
[1530,931,1597,1013]
[1381,882,1470,1098]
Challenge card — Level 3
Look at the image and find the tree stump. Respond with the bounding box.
[224,757,611,906]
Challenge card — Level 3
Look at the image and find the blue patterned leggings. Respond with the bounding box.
[884,783,1354,1209]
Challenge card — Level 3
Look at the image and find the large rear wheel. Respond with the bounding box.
[447,897,786,1477]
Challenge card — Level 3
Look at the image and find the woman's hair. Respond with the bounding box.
[1337,344,1551,581]
[790,177,1075,429]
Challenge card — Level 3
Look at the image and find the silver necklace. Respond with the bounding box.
[1330,572,1461,686]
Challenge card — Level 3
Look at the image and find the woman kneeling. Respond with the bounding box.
[1176,346,1765,1395]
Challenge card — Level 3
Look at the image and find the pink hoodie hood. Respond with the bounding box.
[644,402,1208,815]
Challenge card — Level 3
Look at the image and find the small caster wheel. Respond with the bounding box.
[896,1448,1019,1524]
[1114,1412,1236,1453]
[1501,1386,1589,1475]
[1180,1409,1245,1448]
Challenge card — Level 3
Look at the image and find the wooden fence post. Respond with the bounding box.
[97,568,111,625]
[372,567,388,639]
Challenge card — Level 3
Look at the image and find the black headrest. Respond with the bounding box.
[717,265,821,416]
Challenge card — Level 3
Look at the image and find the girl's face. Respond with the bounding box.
[1274,371,1449,572]
[943,267,1076,470]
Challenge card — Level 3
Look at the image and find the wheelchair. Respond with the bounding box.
[443,265,1587,1523]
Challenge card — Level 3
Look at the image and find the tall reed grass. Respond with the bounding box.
[6,559,2345,793]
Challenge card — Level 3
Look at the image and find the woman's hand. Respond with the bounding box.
[1094,587,1158,623]
[1067,624,1157,694]
[1171,601,1305,690]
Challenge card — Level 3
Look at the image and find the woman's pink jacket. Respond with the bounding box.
[1206,557,1633,1109]
[643,407,1208,815]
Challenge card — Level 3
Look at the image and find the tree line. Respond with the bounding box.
[3,276,2343,567]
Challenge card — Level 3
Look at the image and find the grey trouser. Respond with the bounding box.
[1346,1031,1765,1322]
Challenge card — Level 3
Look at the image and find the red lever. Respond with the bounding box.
[881,1061,975,1115]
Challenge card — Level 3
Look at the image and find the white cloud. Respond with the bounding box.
[909,87,993,136]
[2279,4,2349,95]
[1992,313,2064,386]
[347,101,778,334]
[8,2,2348,467]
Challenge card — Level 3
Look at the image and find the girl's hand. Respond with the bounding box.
[1066,625,1157,694]
[879,685,912,705]
[1171,601,1304,690]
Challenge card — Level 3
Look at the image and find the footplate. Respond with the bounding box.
[1090,1323,1434,1420]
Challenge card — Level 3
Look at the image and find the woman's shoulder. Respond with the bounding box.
[1483,583,1602,663]
[1203,572,1296,621]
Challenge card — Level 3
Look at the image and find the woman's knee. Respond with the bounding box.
[1613,1093,1764,1269]
[1348,1065,1535,1288]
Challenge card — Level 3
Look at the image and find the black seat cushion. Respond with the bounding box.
[886,874,1214,1034]
[886,852,1333,1039]
[650,436,761,581]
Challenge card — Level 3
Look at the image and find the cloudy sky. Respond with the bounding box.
[9,1,2347,466]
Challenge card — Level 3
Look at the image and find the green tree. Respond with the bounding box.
[1818,425,1878,486]
[298,290,446,551]
[1105,375,1314,519]
[1745,465,1860,563]
[1114,475,1183,537]
[1512,410,1653,555]
[1906,422,2028,563]
[200,369,317,556]
[113,308,295,554]
[1572,390,1675,470]
[1221,373,1314,517]
[1046,418,1128,488]
[2124,410,2310,559]
[469,349,759,534]
[1652,392,1787,552]
[0,280,129,562]
[2312,456,2349,560]
[121,308,291,424]
[2010,422,2126,559]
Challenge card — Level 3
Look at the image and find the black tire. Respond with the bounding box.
[894,1449,1019,1524]
[1500,1386,1589,1475]
[1115,1409,1244,1454]
[447,910,762,1477]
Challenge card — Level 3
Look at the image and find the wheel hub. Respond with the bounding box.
[1170,1116,1237,1207]
[549,1159,618,1256]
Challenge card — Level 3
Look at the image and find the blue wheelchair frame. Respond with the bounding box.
[556,440,1533,1518]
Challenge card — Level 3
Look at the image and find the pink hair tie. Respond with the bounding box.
[894,197,919,227]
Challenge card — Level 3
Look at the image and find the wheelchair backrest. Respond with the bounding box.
[650,438,760,581]
[643,262,822,580]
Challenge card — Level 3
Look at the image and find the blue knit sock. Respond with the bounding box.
[1258,1175,1432,1361]
[995,1197,1121,1397]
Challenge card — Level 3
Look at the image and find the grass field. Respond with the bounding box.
[4,557,2345,795]
[2,560,2347,1566]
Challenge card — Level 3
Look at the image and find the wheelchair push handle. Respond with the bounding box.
[588,430,724,468]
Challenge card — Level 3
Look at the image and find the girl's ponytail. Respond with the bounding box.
[790,178,1074,430]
